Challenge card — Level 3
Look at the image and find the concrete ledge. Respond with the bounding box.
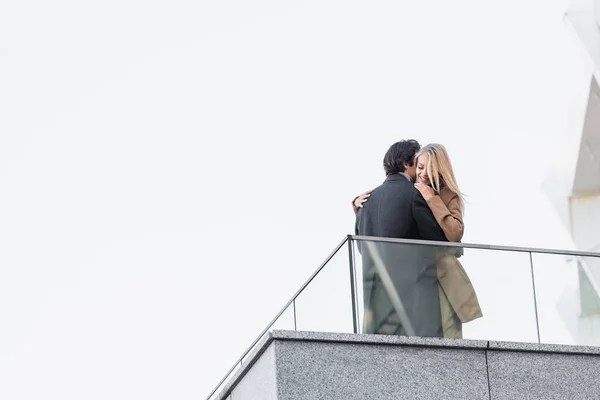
[487,349,600,399]
[272,332,489,399]
[214,330,600,400]
[270,330,489,349]
[273,330,600,355]
[488,340,600,355]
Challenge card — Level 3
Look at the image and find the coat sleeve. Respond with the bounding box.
[412,190,448,242]
[426,189,464,242]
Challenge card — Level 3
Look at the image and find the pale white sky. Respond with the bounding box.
[0,0,595,398]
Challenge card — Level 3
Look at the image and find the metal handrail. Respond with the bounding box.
[351,235,600,258]
[205,234,600,399]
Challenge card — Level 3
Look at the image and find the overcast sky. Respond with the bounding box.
[0,0,595,398]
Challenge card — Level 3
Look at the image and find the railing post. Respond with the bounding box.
[529,251,541,344]
[348,235,359,334]
[293,299,297,331]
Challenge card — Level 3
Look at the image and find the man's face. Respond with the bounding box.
[404,161,417,181]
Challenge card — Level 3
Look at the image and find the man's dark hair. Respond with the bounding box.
[383,139,421,176]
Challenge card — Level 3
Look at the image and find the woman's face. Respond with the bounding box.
[416,154,430,185]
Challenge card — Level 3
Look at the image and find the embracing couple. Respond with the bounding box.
[353,140,482,339]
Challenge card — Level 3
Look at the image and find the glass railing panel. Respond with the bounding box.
[204,237,352,400]
[459,247,537,342]
[294,240,355,333]
[270,302,297,331]
[208,302,297,400]
[205,236,600,400]
[532,252,600,346]
[352,239,538,342]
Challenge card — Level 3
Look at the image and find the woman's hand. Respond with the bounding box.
[414,183,435,201]
[352,190,372,215]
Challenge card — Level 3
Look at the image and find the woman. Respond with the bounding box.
[352,143,482,338]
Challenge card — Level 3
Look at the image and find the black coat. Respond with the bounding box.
[355,174,448,337]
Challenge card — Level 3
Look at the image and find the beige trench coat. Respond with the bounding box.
[427,187,483,338]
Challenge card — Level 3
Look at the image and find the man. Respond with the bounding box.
[355,140,448,338]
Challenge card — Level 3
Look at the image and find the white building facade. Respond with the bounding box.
[547,0,600,345]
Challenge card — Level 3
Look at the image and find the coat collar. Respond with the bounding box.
[385,173,413,183]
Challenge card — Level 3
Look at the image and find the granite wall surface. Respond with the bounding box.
[219,331,600,400]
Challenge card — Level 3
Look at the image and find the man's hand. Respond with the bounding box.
[414,183,435,202]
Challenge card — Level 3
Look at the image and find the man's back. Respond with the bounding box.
[356,174,446,241]
[355,173,447,337]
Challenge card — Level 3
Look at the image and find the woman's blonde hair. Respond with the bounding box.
[416,143,465,211]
